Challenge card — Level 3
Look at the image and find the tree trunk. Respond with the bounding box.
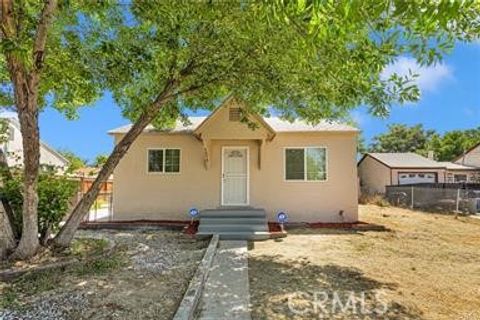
[0,202,16,260]
[0,148,19,239]
[40,224,52,246]
[11,107,41,259]
[1,0,58,259]
[53,81,177,248]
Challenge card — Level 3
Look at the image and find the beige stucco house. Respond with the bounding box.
[109,96,359,224]
[358,152,480,194]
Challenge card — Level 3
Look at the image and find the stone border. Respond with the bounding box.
[173,234,219,320]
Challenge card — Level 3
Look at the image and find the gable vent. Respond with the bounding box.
[229,108,241,121]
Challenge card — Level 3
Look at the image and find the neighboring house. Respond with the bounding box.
[109,96,359,223]
[358,152,480,194]
[0,112,69,170]
[438,162,480,183]
[454,142,480,168]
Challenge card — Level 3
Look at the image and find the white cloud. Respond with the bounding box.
[381,56,453,93]
[463,106,480,117]
[350,110,369,127]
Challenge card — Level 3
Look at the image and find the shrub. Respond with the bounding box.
[359,193,390,207]
[0,170,78,242]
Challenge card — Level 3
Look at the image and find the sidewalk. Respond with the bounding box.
[197,240,251,320]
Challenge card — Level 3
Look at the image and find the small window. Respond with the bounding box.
[229,108,241,121]
[285,147,327,181]
[148,149,180,173]
[418,173,425,178]
[454,174,467,183]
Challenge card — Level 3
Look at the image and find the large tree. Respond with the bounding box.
[369,124,437,155]
[0,1,478,252]
[0,1,111,258]
[59,149,87,172]
[54,0,480,248]
[430,128,480,161]
[368,124,480,161]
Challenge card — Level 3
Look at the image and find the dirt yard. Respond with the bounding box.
[249,205,480,320]
[1,230,208,320]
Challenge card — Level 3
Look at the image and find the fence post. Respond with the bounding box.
[456,189,460,212]
[454,188,461,219]
[411,186,414,209]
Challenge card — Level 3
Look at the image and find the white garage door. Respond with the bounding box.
[398,172,436,185]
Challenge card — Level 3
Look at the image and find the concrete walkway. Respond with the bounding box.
[197,240,251,320]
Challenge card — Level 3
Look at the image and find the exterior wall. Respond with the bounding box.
[2,121,68,169]
[455,144,480,167]
[358,156,391,194]
[112,131,358,223]
[445,170,480,183]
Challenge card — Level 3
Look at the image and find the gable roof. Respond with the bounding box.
[0,112,70,166]
[193,95,276,137]
[359,152,445,169]
[108,116,358,135]
[109,94,358,135]
[108,117,206,135]
[453,141,480,163]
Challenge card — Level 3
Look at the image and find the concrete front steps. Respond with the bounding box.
[197,208,270,240]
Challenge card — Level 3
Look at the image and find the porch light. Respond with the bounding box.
[189,208,199,217]
[277,211,288,232]
[277,211,288,223]
[189,208,199,223]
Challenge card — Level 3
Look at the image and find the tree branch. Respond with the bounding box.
[0,0,15,39]
[32,0,57,73]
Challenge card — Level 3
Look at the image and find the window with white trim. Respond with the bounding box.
[148,149,180,173]
[285,147,327,181]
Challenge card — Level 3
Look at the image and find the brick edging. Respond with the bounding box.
[173,234,219,320]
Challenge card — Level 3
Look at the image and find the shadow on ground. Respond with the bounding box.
[282,224,392,236]
[249,255,423,320]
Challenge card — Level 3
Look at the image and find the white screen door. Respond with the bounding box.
[222,147,249,206]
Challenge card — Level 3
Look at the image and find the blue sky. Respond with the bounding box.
[38,42,480,162]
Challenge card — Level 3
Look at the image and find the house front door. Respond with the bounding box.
[222,146,249,206]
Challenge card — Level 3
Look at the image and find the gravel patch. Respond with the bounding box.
[1,291,88,320]
[0,229,208,320]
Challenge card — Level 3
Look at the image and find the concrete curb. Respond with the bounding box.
[174,234,219,320]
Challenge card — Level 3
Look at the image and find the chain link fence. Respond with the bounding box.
[386,184,480,214]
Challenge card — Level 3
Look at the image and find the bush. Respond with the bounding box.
[0,170,78,242]
[359,193,390,207]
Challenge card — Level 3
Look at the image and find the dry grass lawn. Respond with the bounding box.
[249,205,480,320]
